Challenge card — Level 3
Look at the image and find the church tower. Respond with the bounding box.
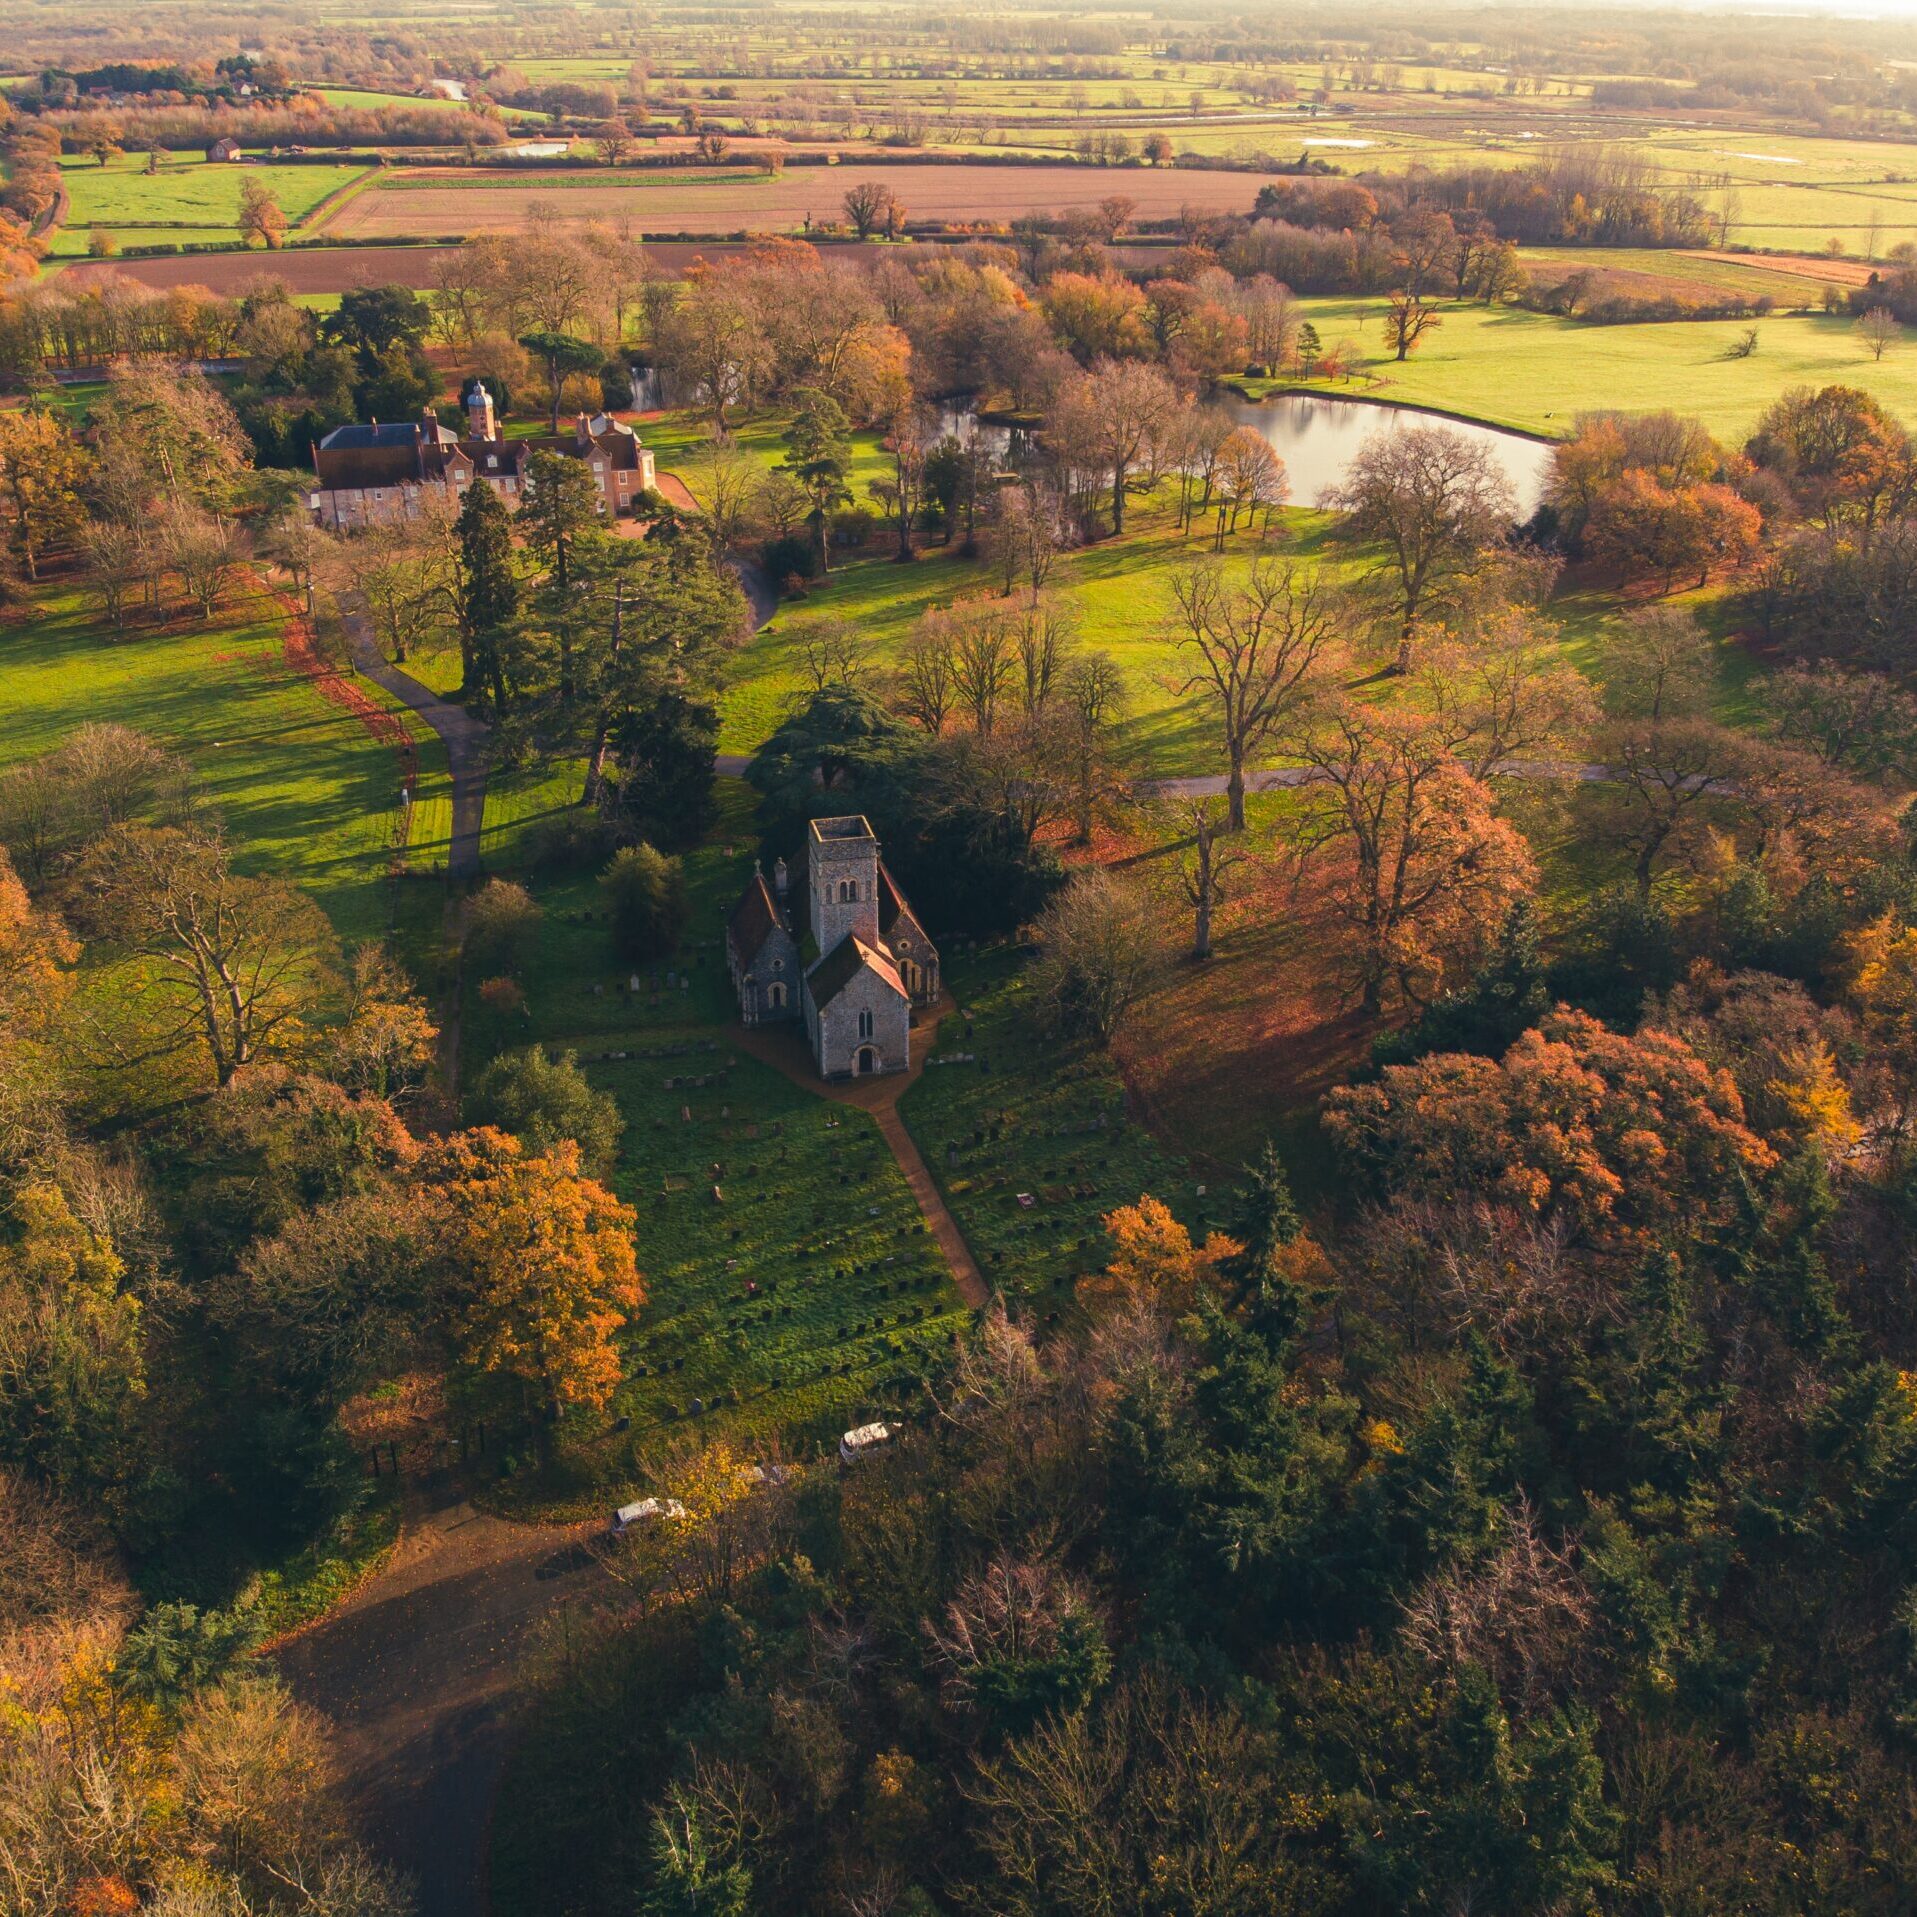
[807,816,880,954]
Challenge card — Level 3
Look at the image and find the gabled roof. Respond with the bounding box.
[876,860,929,948]
[464,436,527,476]
[728,871,790,966]
[808,934,906,1010]
[524,426,648,473]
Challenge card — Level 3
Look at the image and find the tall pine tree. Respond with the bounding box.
[454,478,518,712]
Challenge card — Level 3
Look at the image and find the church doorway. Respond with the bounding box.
[856,1046,878,1075]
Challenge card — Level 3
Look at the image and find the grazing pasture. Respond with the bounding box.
[48,154,374,255]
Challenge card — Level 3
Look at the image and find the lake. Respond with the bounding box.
[1220,392,1553,517]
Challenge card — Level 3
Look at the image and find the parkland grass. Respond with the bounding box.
[0,584,449,944]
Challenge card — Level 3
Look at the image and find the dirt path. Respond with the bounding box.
[872,1102,987,1306]
[729,994,990,1308]
[344,604,491,880]
[274,1481,606,1917]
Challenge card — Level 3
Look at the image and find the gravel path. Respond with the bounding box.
[345,606,491,880]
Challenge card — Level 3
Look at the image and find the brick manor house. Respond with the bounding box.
[306,381,656,530]
[726,816,940,1080]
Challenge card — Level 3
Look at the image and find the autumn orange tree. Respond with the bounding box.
[419,1127,644,1425]
[1325,1008,1776,1245]
[1283,697,1538,1018]
[1080,1195,1243,1317]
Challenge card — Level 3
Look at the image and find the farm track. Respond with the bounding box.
[274,1482,605,1917]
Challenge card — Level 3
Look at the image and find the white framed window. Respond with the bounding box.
[858,1009,874,1040]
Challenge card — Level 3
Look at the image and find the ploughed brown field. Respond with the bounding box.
[56,232,1198,298]
[322,160,1264,239]
[60,243,456,294]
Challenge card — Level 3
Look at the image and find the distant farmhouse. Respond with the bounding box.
[306,383,656,530]
[727,816,940,1079]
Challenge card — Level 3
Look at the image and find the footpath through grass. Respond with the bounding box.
[900,944,1208,1319]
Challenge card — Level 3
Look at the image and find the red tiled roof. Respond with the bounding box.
[809,934,906,1009]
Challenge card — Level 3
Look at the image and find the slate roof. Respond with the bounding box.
[313,442,468,491]
[808,934,906,1010]
[524,424,648,472]
[320,419,457,452]
[727,871,788,965]
[877,861,929,947]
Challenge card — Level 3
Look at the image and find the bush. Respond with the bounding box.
[465,1047,624,1177]
[830,506,879,549]
[598,359,635,411]
[464,879,542,979]
[761,532,820,584]
[600,844,688,963]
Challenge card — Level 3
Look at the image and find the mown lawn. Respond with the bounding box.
[634,389,1773,784]
[0,584,448,945]
[466,780,974,1510]
[1273,299,1917,441]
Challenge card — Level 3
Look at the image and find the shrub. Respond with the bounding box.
[477,977,526,1015]
[465,1046,624,1177]
[464,879,542,979]
[600,844,688,962]
[761,532,820,584]
[598,359,634,410]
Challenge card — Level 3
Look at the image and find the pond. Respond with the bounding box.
[1219,392,1553,517]
[939,391,1553,519]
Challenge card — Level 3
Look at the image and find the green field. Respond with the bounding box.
[0,586,448,944]
[313,84,545,121]
[1275,298,1917,441]
[638,383,1766,782]
[50,155,374,255]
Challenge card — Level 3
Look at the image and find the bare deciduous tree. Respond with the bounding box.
[74,825,338,1087]
[1327,424,1517,673]
[1173,798,1242,960]
[1167,557,1346,829]
[1030,871,1163,1046]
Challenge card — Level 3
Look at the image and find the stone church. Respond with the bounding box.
[726,816,940,1079]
